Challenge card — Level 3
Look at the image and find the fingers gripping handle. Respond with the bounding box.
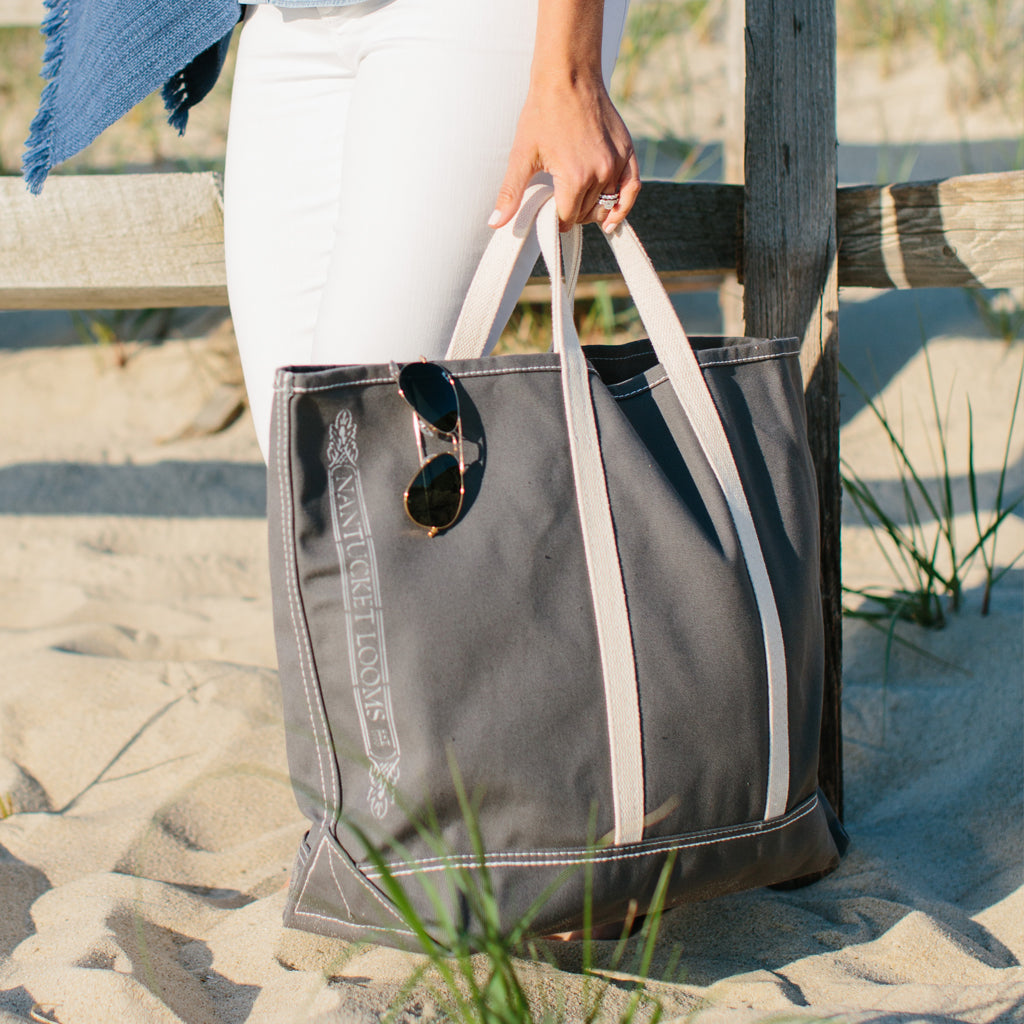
[445,184,582,361]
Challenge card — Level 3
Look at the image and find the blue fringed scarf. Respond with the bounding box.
[23,0,241,193]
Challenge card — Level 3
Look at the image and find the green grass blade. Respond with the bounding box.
[843,463,954,599]
[840,364,945,526]
[967,400,991,577]
[922,341,959,570]
[992,358,1024,520]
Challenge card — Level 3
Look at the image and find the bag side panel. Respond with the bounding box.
[285,826,427,952]
[268,380,343,831]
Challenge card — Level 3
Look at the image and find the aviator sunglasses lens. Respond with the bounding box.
[398,361,459,434]
[404,452,463,533]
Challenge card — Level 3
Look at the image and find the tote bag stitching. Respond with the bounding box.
[374,786,815,868]
[293,835,415,935]
[610,374,670,400]
[589,348,793,368]
[276,388,338,818]
[276,363,565,395]
[696,350,797,367]
[325,838,410,926]
[609,350,796,401]
[697,352,796,369]
[292,911,414,939]
[277,377,394,393]
[293,836,342,922]
[321,839,413,929]
[365,793,820,878]
[326,845,355,920]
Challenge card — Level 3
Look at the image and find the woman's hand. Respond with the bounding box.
[488,0,640,235]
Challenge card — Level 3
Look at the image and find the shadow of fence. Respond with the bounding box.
[0,460,266,517]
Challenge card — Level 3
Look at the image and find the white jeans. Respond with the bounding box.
[224,0,630,459]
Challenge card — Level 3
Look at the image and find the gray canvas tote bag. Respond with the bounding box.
[268,186,843,949]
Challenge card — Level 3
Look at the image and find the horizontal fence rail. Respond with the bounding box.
[837,172,1024,289]
[0,0,42,26]
[0,174,228,310]
[0,170,1021,310]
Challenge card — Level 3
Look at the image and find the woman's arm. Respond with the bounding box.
[488,0,640,234]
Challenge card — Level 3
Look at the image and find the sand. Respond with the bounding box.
[0,294,1020,1023]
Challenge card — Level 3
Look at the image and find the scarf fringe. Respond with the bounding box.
[22,0,71,193]
[162,26,238,136]
[161,71,192,136]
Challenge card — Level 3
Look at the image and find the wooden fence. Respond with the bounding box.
[1,172,1020,309]
[0,0,37,24]
[2,0,1023,832]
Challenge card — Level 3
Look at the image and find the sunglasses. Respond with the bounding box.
[395,360,465,536]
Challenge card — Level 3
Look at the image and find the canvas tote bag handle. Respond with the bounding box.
[598,215,791,823]
[448,186,791,826]
[446,185,582,361]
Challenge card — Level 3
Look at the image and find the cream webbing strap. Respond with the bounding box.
[604,220,790,820]
[446,188,643,844]
[446,185,582,362]
[444,188,790,831]
[535,201,646,846]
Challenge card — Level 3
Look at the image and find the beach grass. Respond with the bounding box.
[335,754,681,1024]
[841,342,1024,629]
[836,0,1024,107]
[968,354,1024,613]
[967,288,1024,344]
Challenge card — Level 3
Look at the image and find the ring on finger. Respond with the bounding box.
[597,192,620,211]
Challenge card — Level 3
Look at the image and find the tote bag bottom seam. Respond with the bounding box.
[360,792,822,880]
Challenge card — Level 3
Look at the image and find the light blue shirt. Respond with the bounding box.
[242,0,371,6]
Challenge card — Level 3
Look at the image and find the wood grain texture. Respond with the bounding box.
[838,171,1024,288]
[0,174,228,310]
[743,0,843,823]
[577,182,743,276]
[0,0,42,26]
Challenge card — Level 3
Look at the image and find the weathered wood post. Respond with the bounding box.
[719,0,746,336]
[743,0,843,820]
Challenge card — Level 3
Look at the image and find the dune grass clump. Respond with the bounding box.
[335,756,681,1024]
[837,0,1024,107]
[841,344,1023,631]
[967,288,1024,345]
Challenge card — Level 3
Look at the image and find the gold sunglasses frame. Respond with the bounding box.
[394,359,466,537]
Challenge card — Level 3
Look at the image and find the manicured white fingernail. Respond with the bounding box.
[487,209,502,227]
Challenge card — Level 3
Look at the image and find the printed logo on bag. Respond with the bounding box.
[327,410,401,820]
